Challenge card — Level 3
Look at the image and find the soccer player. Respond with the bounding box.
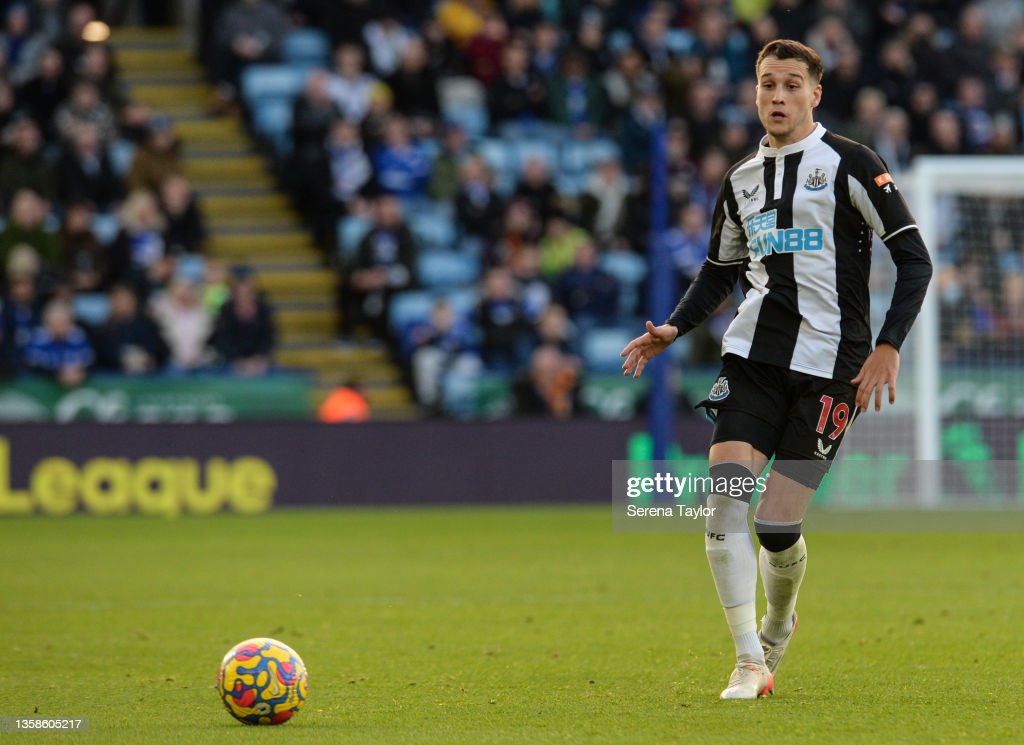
[620,40,933,699]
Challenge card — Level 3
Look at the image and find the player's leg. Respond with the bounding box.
[755,375,859,674]
[752,469,814,673]
[697,356,788,699]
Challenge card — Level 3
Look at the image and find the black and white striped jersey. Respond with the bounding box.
[704,123,918,381]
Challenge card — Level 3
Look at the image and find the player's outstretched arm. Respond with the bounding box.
[620,321,678,379]
[851,342,900,412]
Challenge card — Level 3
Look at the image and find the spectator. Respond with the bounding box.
[603,46,657,119]
[874,107,912,175]
[212,0,288,106]
[341,194,417,338]
[1,3,49,86]
[127,116,184,193]
[407,299,479,410]
[663,202,710,291]
[76,43,130,114]
[553,240,618,326]
[907,82,940,152]
[514,157,559,225]
[328,43,378,123]
[617,80,664,175]
[160,174,207,255]
[547,51,605,132]
[684,79,724,159]
[487,35,547,124]
[454,154,502,248]
[371,114,432,199]
[509,244,550,321]
[491,197,541,268]
[0,189,59,281]
[427,122,469,201]
[212,269,275,376]
[435,0,486,49]
[54,79,117,145]
[60,200,111,293]
[688,148,729,219]
[0,115,57,206]
[56,120,123,211]
[843,86,887,146]
[363,15,412,77]
[291,69,341,157]
[928,109,965,155]
[0,77,16,134]
[1,271,41,372]
[819,44,863,126]
[579,157,630,248]
[531,21,562,78]
[150,277,214,372]
[513,343,580,418]
[464,13,507,86]
[533,302,574,352]
[874,38,915,108]
[110,190,171,298]
[23,299,93,387]
[571,6,611,73]
[537,212,588,279]
[477,266,530,370]
[54,2,97,72]
[386,36,441,124]
[956,76,994,152]
[951,5,993,80]
[92,283,168,373]
[14,47,67,140]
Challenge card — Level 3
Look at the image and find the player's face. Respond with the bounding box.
[756,56,822,147]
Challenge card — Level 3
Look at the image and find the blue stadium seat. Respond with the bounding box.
[337,215,372,257]
[443,103,488,139]
[388,289,435,336]
[515,139,559,173]
[444,286,479,320]
[108,139,136,178]
[439,77,489,139]
[665,29,694,56]
[477,138,518,194]
[608,29,633,53]
[251,100,294,155]
[408,211,457,250]
[560,138,621,176]
[176,254,207,282]
[600,251,648,320]
[240,64,309,107]
[281,29,330,65]
[600,250,648,285]
[91,213,120,245]
[73,293,110,327]
[417,251,479,289]
[580,327,635,374]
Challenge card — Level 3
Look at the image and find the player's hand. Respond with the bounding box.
[851,343,900,412]
[620,321,678,379]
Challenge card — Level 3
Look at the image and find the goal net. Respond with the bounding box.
[832,157,1024,509]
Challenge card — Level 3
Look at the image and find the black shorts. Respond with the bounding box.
[697,353,860,488]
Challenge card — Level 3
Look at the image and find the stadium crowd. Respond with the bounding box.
[193,0,1024,414]
[4,0,1024,415]
[0,0,276,386]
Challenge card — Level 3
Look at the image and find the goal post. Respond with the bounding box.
[903,156,1024,506]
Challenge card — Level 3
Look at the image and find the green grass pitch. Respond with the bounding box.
[1,507,1021,744]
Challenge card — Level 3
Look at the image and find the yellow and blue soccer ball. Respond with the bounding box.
[216,638,309,725]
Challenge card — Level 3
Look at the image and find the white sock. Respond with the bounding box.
[705,493,763,664]
[759,535,807,643]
